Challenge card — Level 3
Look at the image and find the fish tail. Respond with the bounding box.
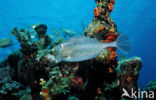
[116,34,130,53]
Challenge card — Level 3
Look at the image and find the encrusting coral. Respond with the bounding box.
[94,7,102,17]
[108,2,114,11]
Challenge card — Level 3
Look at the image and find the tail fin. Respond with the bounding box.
[116,34,130,53]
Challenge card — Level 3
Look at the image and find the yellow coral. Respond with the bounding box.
[40,78,46,87]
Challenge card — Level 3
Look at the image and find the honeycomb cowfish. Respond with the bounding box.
[56,34,130,62]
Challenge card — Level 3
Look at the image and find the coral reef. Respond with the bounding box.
[85,0,119,65]
[117,57,142,99]
[39,63,80,99]
[0,65,31,100]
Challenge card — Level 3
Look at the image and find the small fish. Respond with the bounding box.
[0,38,14,48]
[32,25,36,29]
[31,24,39,29]
[31,35,36,39]
[60,28,76,38]
[51,28,61,37]
[48,34,54,39]
[56,34,130,62]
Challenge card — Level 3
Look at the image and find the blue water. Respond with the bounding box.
[0,0,156,85]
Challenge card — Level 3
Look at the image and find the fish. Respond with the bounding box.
[47,34,54,39]
[60,28,77,38]
[0,38,14,48]
[31,24,36,29]
[30,35,36,39]
[31,23,40,29]
[51,28,61,37]
[56,34,130,62]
